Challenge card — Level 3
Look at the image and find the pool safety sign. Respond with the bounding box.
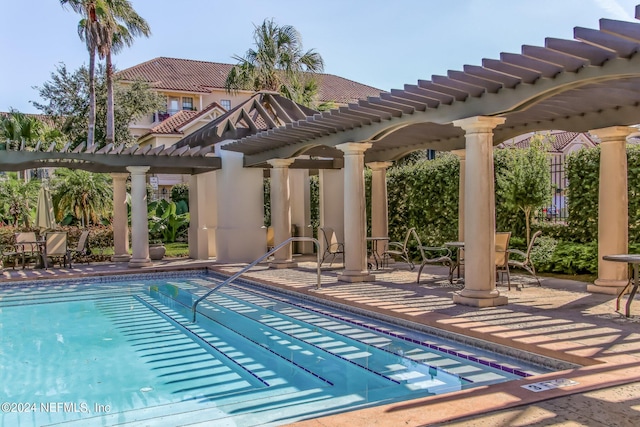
[521,378,578,392]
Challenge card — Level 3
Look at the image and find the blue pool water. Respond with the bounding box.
[0,272,562,426]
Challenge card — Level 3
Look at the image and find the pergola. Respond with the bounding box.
[0,141,220,267]
[208,6,640,306]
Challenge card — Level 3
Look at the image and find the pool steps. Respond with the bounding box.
[156,283,530,388]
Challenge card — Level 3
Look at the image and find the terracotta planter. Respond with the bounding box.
[149,244,166,260]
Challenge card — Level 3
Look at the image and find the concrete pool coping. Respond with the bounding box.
[3,256,640,426]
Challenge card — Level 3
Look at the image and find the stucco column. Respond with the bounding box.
[589,126,633,294]
[127,166,152,268]
[188,171,217,260]
[268,158,297,268]
[337,142,374,282]
[367,161,393,258]
[319,169,345,253]
[452,150,466,241]
[290,168,313,254]
[110,173,130,262]
[452,116,507,307]
[215,150,266,262]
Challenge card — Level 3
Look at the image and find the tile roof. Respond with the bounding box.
[314,74,383,104]
[117,57,383,104]
[144,102,224,137]
[149,110,200,135]
[500,131,598,152]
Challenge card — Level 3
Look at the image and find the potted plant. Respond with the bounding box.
[148,239,166,260]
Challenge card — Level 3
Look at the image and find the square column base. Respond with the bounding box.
[269,261,298,269]
[588,281,628,295]
[453,293,508,307]
[338,271,375,283]
[112,254,131,262]
[128,258,152,268]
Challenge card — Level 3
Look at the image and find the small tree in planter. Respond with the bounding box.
[495,135,551,245]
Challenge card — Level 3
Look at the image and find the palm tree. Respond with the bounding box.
[96,0,150,146]
[51,169,113,226]
[0,110,44,147]
[225,19,324,107]
[60,0,103,147]
[61,0,150,147]
[0,174,39,226]
[0,110,47,181]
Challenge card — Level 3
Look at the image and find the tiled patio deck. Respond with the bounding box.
[2,256,639,426]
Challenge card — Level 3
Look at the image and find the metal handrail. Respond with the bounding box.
[191,236,322,322]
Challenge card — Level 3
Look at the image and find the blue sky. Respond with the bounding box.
[1,0,638,114]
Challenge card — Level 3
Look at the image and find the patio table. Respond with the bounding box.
[444,241,465,280]
[602,254,640,317]
[366,237,389,270]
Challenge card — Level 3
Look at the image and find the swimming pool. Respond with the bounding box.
[0,272,568,426]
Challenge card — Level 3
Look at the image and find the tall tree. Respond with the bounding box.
[225,19,324,107]
[60,0,104,147]
[33,63,164,148]
[60,0,150,146]
[96,0,150,146]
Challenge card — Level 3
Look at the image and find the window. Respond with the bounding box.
[168,97,180,115]
[182,97,194,111]
[220,99,231,111]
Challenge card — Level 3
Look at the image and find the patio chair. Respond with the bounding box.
[13,232,41,269]
[70,230,92,265]
[415,231,455,284]
[383,228,417,270]
[1,244,20,270]
[508,230,542,287]
[495,231,512,289]
[319,226,344,266]
[44,232,71,269]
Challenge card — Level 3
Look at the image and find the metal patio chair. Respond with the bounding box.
[383,228,416,270]
[319,226,344,266]
[44,231,71,268]
[508,230,542,287]
[70,230,92,265]
[415,230,455,284]
[495,231,512,289]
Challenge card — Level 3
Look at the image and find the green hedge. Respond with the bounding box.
[384,153,460,247]
[565,147,599,243]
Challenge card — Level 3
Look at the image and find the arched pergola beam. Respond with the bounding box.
[236,52,640,166]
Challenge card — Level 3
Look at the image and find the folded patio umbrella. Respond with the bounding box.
[36,184,57,231]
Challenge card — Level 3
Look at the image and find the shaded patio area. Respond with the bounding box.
[2,257,639,426]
